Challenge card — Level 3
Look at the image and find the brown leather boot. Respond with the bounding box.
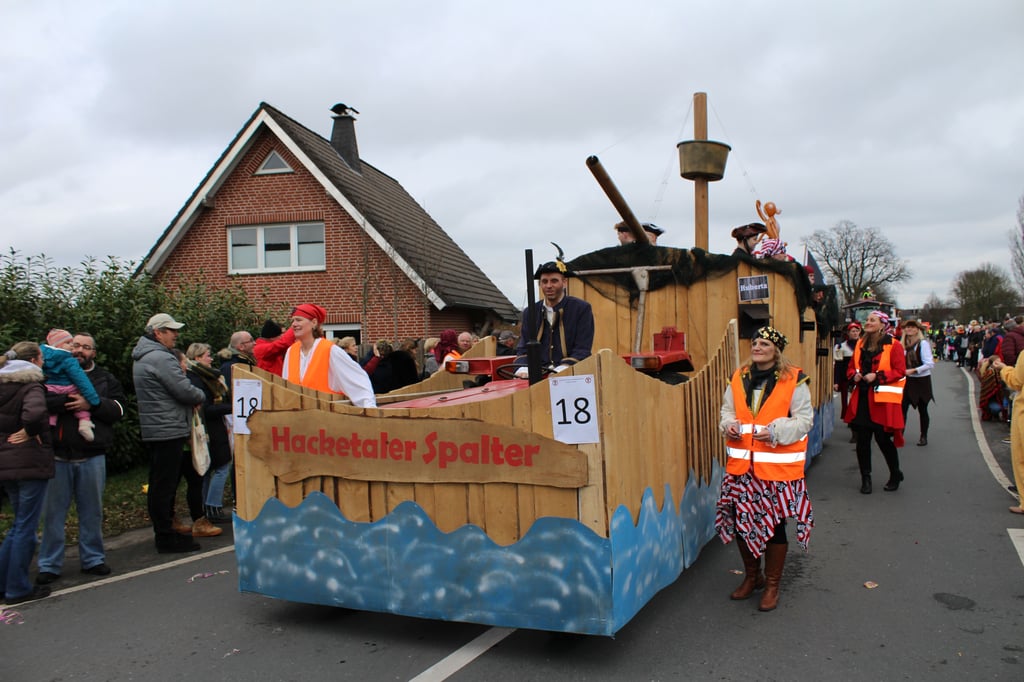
[171,516,193,535]
[191,517,223,538]
[758,543,788,611]
[730,541,765,600]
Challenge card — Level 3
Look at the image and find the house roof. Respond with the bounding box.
[140,102,519,321]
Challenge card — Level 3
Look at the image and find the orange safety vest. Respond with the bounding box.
[442,350,462,371]
[285,339,342,395]
[725,368,808,481]
[851,339,905,404]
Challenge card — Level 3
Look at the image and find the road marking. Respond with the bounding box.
[409,627,515,682]
[963,366,1016,497]
[45,545,236,600]
[1009,529,1024,568]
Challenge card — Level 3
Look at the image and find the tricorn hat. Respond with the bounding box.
[534,260,569,279]
[731,222,767,240]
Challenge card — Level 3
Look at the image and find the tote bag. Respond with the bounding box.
[190,407,211,476]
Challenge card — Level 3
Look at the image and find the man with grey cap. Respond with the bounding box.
[496,330,518,356]
[131,313,205,553]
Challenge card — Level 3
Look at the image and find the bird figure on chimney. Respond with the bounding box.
[331,103,359,116]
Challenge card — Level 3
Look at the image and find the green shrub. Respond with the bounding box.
[0,250,275,473]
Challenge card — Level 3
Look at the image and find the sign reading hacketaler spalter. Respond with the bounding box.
[246,409,588,488]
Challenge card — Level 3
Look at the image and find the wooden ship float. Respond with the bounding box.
[230,93,838,636]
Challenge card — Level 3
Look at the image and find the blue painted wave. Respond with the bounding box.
[236,461,724,636]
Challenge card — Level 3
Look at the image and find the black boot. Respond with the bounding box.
[881,446,903,491]
[884,471,904,491]
[860,474,872,494]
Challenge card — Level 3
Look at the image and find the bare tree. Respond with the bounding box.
[802,220,912,305]
[919,292,955,325]
[1009,194,1024,291]
[950,263,1020,322]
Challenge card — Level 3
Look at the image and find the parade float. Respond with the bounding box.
[229,93,838,636]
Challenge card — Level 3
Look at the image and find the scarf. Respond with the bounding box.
[187,360,228,404]
[743,365,778,410]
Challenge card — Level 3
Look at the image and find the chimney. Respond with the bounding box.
[329,103,361,172]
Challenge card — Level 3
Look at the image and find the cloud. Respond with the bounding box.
[2,0,1023,311]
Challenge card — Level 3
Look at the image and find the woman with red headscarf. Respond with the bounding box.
[282,304,376,408]
[844,310,906,494]
[433,329,460,368]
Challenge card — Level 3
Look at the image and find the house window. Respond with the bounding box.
[228,223,325,273]
[255,150,293,175]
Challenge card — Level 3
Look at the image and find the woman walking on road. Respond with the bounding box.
[0,342,55,605]
[845,310,906,494]
[988,354,1024,514]
[900,319,934,446]
[717,326,814,612]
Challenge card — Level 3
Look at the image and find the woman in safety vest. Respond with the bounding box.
[282,304,376,408]
[844,310,906,494]
[716,326,814,612]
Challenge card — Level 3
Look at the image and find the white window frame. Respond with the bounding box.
[255,150,294,175]
[227,223,326,274]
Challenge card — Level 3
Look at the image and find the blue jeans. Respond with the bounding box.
[0,479,49,600]
[202,459,232,508]
[38,456,107,573]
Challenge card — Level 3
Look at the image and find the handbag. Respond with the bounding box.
[190,407,211,476]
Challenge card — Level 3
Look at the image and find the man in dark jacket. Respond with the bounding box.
[132,313,205,554]
[36,333,125,585]
[1000,318,1024,366]
[512,261,595,377]
[220,330,255,387]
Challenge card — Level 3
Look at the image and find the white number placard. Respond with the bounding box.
[232,379,263,435]
[549,374,599,444]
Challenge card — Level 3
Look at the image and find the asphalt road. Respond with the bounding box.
[3,359,1022,681]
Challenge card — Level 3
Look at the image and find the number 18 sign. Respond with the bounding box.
[232,379,263,435]
[549,374,599,444]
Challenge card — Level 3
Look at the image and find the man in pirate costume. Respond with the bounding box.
[512,261,595,377]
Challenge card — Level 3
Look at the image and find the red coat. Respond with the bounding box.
[253,327,296,376]
[844,335,906,447]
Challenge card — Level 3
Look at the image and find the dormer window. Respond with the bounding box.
[255,150,293,175]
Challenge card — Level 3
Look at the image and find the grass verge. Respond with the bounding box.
[0,465,152,544]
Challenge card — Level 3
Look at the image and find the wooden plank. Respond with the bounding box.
[476,391,519,544]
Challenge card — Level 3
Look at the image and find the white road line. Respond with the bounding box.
[962,366,1016,497]
[1009,529,1024,568]
[36,545,235,603]
[409,627,516,682]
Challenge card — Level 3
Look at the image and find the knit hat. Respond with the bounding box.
[260,319,283,339]
[46,328,73,347]
[290,303,327,324]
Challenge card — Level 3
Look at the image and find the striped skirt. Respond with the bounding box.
[715,472,814,558]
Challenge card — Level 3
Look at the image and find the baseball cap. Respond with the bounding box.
[147,313,185,330]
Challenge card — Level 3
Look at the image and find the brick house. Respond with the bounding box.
[139,102,518,344]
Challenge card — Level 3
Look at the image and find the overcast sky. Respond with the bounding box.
[2,1,1022,312]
